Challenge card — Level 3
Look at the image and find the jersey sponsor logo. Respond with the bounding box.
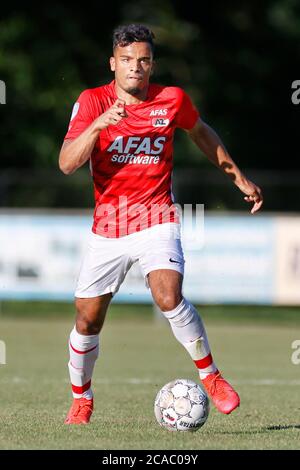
[111,154,160,164]
[152,118,169,127]
[107,136,167,165]
[150,109,168,116]
[107,136,166,154]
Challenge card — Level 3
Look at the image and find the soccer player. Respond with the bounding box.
[59,24,263,424]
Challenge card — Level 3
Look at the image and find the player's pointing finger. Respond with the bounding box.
[113,99,127,117]
[114,98,126,107]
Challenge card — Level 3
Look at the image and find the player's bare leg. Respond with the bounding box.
[75,295,111,335]
[65,294,112,424]
[148,269,240,415]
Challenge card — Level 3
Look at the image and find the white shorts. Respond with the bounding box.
[75,222,185,298]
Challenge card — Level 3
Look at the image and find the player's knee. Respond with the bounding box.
[155,293,182,312]
[75,304,101,335]
[76,314,100,335]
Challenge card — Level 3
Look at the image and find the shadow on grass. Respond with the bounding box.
[265,425,300,431]
[212,424,300,435]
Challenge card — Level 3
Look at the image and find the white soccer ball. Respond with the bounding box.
[154,378,209,432]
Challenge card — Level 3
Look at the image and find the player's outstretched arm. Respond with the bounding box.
[187,118,263,214]
[59,99,127,175]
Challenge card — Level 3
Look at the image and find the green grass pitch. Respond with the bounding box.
[0,302,300,450]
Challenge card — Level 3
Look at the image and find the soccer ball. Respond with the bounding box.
[154,378,209,432]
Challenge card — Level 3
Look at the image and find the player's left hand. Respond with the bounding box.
[240,180,263,214]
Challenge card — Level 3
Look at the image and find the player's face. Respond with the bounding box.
[110,42,154,97]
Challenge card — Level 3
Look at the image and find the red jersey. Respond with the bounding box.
[64,81,199,237]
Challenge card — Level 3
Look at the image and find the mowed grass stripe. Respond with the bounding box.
[1,377,300,386]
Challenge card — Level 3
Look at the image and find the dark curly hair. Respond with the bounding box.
[112,24,155,54]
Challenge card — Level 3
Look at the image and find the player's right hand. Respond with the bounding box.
[94,99,127,130]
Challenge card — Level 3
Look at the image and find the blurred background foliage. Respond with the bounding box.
[0,0,299,210]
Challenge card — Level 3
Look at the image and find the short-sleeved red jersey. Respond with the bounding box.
[65,81,199,237]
